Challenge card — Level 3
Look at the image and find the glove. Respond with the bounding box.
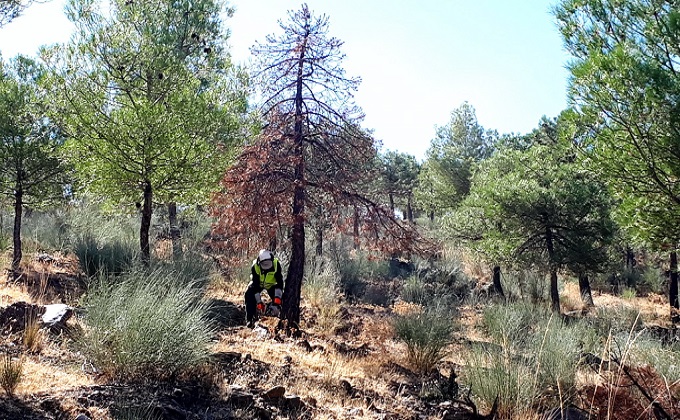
[257,303,266,313]
[273,297,282,306]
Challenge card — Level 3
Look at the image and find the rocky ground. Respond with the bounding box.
[0,251,677,420]
[0,251,497,420]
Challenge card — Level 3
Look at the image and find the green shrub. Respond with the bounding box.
[393,302,456,373]
[463,347,538,418]
[21,210,70,251]
[639,267,667,295]
[589,305,644,336]
[150,252,217,290]
[467,307,597,416]
[532,318,596,394]
[502,270,550,303]
[303,258,343,331]
[303,258,341,308]
[630,337,680,383]
[401,275,428,304]
[111,404,163,420]
[0,234,10,252]
[621,287,637,300]
[79,267,214,381]
[74,234,138,277]
[482,301,551,351]
[362,282,392,306]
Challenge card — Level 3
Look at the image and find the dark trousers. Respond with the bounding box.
[244,282,276,322]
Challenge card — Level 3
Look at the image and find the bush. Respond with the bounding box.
[74,234,138,277]
[464,347,538,418]
[630,337,680,384]
[502,270,550,303]
[468,302,598,415]
[303,258,343,332]
[639,267,667,295]
[589,305,644,337]
[393,301,456,373]
[482,301,550,351]
[21,210,71,251]
[401,275,428,304]
[0,234,10,252]
[79,267,214,381]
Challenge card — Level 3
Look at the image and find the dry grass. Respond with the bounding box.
[0,353,22,396]
[0,247,677,419]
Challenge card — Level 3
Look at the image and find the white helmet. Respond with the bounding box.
[258,249,273,261]
[258,249,274,269]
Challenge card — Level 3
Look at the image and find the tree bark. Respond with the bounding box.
[316,225,323,256]
[492,265,505,298]
[353,207,360,250]
[140,181,153,266]
[388,193,395,214]
[579,272,594,307]
[282,31,308,329]
[545,226,561,312]
[626,247,635,269]
[168,202,180,259]
[11,187,22,275]
[406,194,414,223]
[670,251,679,323]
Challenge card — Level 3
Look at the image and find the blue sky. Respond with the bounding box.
[0,0,570,160]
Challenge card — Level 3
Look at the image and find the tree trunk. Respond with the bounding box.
[168,202,180,259]
[492,265,505,298]
[315,225,323,256]
[353,207,360,250]
[670,251,679,323]
[388,193,395,214]
[406,194,414,223]
[545,226,561,312]
[579,272,594,307]
[282,33,308,329]
[11,188,23,275]
[140,181,153,266]
[626,247,635,269]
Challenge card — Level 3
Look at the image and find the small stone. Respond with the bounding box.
[74,414,91,420]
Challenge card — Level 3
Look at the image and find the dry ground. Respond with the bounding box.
[0,250,677,419]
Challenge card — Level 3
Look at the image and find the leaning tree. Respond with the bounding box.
[211,4,432,327]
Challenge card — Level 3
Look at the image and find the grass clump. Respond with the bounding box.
[23,315,44,353]
[401,275,428,304]
[393,301,456,373]
[464,348,538,418]
[0,354,23,397]
[589,305,643,336]
[303,258,343,332]
[468,302,598,417]
[73,234,137,277]
[79,266,214,382]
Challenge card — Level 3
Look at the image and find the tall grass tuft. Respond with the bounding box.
[303,258,343,332]
[464,347,539,418]
[401,275,428,304]
[74,234,138,277]
[393,301,456,373]
[79,266,214,381]
[0,354,23,397]
[589,305,643,336]
[468,301,598,417]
